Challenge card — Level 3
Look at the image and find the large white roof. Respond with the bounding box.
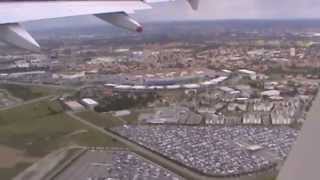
[82,98,98,105]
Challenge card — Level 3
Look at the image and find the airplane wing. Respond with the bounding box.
[0,1,151,24]
[0,0,200,52]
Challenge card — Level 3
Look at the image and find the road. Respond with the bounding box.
[14,146,85,180]
[66,111,273,180]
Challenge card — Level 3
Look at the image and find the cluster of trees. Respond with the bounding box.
[95,92,158,112]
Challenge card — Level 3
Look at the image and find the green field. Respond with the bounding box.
[0,89,20,101]
[120,112,140,124]
[260,177,276,180]
[0,162,32,180]
[0,84,75,101]
[0,100,123,179]
[75,111,124,129]
[0,84,52,101]
[0,100,122,156]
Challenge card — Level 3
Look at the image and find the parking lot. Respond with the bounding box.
[55,148,184,180]
[112,125,298,177]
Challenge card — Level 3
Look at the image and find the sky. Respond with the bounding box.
[24,0,320,29]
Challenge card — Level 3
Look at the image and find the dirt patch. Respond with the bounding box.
[0,145,38,168]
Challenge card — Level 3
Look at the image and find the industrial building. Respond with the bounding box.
[81,98,99,110]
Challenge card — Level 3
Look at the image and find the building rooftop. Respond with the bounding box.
[82,98,98,105]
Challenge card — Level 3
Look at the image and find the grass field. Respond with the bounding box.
[0,162,32,180]
[0,84,52,101]
[261,176,276,180]
[75,111,124,129]
[77,110,144,126]
[0,100,123,179]
[0,84,74,101]
[120,112,140,124]
[0,89,21,101]
[0,100,122,156]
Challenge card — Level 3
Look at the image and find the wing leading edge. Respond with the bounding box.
[0,0,200,51]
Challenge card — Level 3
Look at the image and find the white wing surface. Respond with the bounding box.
[0,1,151,24]
[0,0,199,51]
